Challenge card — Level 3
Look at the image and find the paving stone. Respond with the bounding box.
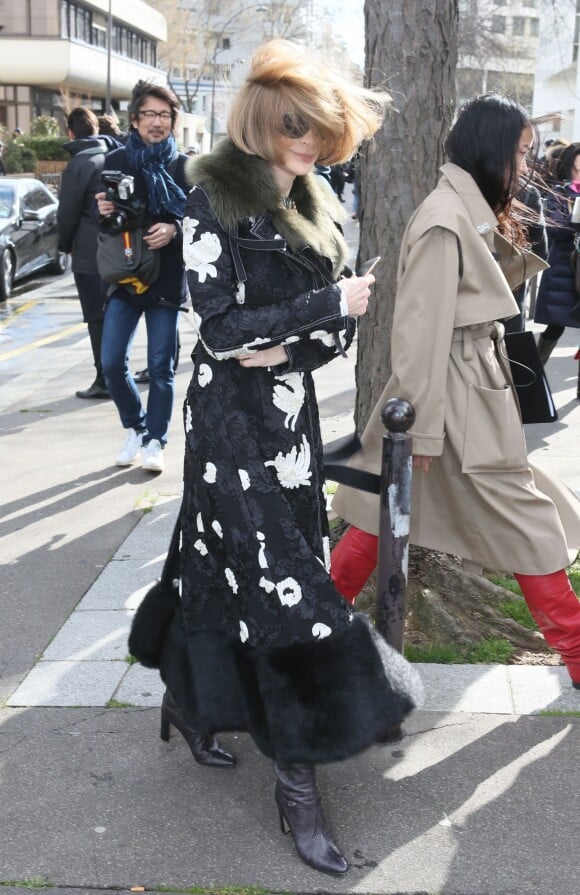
[416,663,513,714]
[114,664,165,706]
[7,660,126,706]
[508,665,579,714]
[76,560,160,611]
[42,610,133,661]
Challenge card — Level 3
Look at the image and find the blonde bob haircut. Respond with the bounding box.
[227,39,391,166]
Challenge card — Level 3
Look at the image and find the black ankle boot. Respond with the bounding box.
[274,761,349,875]
[160,690,236,768]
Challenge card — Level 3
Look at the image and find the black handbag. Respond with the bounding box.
[503,330,558,424]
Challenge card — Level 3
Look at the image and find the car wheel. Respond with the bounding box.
[0,248,14,302]
[47,250,68,275]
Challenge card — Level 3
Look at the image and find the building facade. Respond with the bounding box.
[0,0,167,132]
[532,0,580,142]
[457,0,540,110]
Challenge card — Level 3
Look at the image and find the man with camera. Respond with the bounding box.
[96,81,189,473]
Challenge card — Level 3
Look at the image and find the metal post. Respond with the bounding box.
[105,0,113,115]
[375,397,415,653]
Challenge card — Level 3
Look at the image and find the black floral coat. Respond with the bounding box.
[152,140,422,763]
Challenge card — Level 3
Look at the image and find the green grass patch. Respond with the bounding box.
[466,637,514,664]
[0,878,51,889]
[404,643,464,663]
[106,698,134,708]
[568,557,580,596]
[487,573,522,595]
[125,654,137,665]
[405,636,515,664]
[498,598,538,630]
[538,710,580,718]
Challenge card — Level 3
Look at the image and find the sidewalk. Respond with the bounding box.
[1,208,580,895]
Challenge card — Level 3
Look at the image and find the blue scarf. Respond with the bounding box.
[125,130,187,218]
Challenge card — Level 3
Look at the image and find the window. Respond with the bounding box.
[529,17,539,37]
[222,37,231,50]
[491,16,506,33]
[512,17,525,36]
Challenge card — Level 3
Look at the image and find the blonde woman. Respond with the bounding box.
[129,40,422,875]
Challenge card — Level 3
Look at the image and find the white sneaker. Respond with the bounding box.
[116,428,143,466]
[142,438,164,473]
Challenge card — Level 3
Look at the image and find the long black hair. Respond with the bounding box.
[444,94,534,214]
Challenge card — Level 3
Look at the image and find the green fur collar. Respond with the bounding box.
[185,139,348,276]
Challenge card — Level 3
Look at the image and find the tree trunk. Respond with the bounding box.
[356,0,458,430]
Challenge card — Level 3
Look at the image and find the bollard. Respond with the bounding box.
[375,397,415,653]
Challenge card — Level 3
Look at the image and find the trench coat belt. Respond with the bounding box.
[450,321,503,360]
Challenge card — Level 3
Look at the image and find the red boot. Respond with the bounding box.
[515,571,580,688]
[330,526,379,604]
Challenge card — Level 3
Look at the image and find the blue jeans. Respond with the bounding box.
[102,294,179,446]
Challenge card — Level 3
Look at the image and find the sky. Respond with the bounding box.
[324,0,365,66]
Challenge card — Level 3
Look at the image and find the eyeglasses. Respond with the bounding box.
[138,110,173,121]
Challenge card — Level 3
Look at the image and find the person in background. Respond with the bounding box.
[58,107,111,399]
[96,80,189,473]
[128,39,421,876]
[331,94,580,690]
[503,179,548,334]
[534,142,580,398]
[97,114,126,146]
[0,142,5,176]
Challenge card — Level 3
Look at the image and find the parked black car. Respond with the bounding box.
[0,177,68,301]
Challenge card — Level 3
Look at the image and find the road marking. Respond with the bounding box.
[0,322,86,362]
[0,299,38,330]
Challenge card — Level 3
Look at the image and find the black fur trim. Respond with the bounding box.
[158,611,422,764]
[128,579,179,669]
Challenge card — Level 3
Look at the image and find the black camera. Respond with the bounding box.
[100,170,146,234]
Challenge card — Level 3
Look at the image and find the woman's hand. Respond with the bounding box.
[238,345,289,367]
[143,223,176,250]
[340,274,375,317]
[413,455,432,473]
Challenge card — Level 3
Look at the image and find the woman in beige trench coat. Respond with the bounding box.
[331,94,580,689]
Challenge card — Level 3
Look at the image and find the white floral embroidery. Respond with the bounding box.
[203,462,217,483]
[239,620,249,643]
[309,329,335,347]
[238,469,251,490]
[194,538,208,556]
[276,577,303,607]
[284,335,300,344]
[312,622,332,639]
[273,372,305,431]
[212,520,223,539]
[185,404,193,433]
[322,536,331,572]
[259,576,276,593]
[225,567,238,593]
[256,531,268,569]
[235,282,245,304]
[182,216,199,247]
[198,363,213,387]
[200,335,272,361]
[265,434,312,489]
[184,231,222,282]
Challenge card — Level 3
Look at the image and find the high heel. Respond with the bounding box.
[160,690,236,768]
[274,761,349,875]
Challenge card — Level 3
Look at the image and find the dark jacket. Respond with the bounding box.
[534,183,580,329]
[99,145,189,308]
[58,136,110,274]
